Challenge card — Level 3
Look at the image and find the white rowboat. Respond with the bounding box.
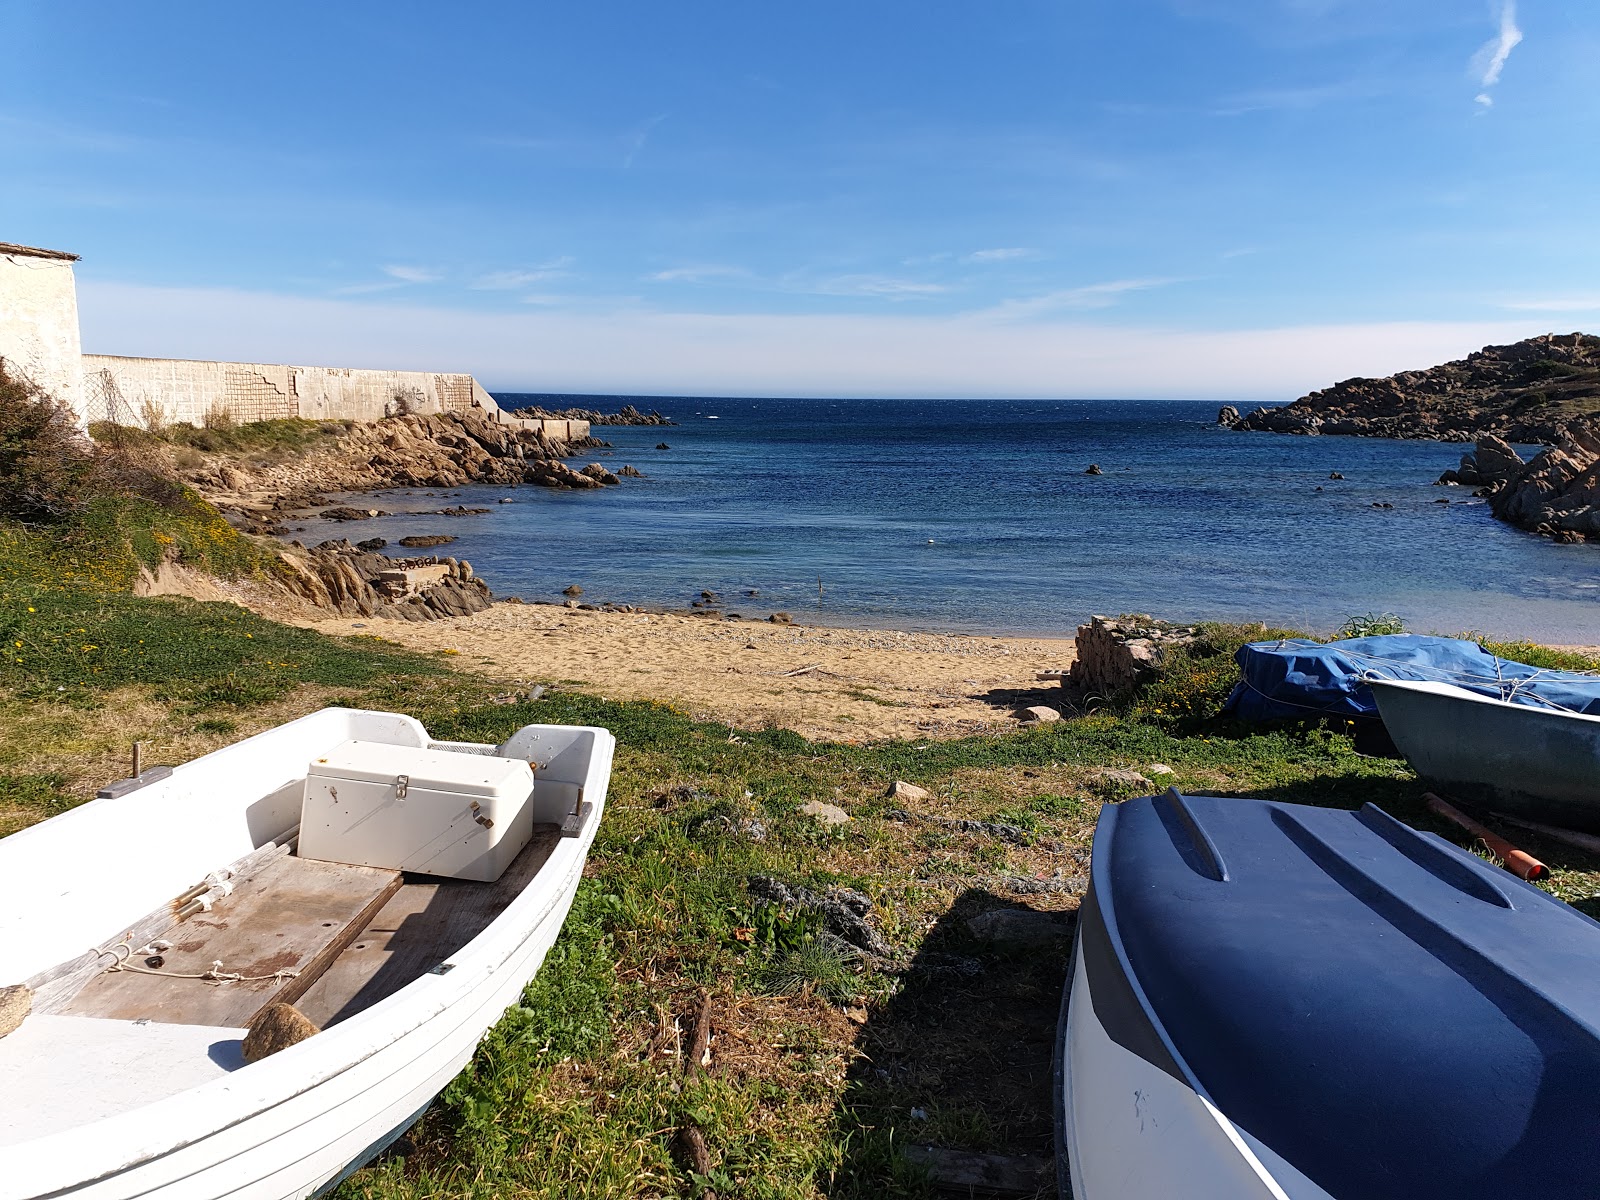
[0,707,614,1199]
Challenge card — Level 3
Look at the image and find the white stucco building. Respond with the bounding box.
[0,242,84,414]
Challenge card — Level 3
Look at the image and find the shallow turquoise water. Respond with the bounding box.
[298,396,1600,642]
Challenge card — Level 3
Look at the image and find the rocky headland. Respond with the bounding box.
[1221,332,1600,543]
[1224,332,1600,443]
[509,402,676,426]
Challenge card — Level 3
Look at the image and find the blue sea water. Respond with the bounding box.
[302,396,1600,642]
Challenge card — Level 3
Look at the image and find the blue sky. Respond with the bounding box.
[4,0,1598,397]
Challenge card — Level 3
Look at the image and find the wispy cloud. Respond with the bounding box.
[1499,295,1600,312]
[471,258,575,290]
[964,247,1037,264]
[623,114,669,168]
[382,264,442,284]
[975,278,1181,321]
[1472,1,1523,108]
[807,274,949,298]
[1209,80,1378,117]
[647,264,751,284]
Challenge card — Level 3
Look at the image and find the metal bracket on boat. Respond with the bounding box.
[96,766,174,800]
[428,962,455,975]
[561,798,594,839]
[394,774,409,802]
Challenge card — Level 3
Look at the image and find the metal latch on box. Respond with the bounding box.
[395,774,409,801]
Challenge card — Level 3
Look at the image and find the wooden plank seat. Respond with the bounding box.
[63,855,402,1028]
[295,824,563,1028]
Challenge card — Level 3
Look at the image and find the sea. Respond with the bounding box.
[297,396,1600,643]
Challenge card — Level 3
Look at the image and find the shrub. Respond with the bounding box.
[0,364,94,522]
[1337,612,1405,638]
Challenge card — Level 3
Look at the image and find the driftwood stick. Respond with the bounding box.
[675,990,717,1199]
[1490,812,1600,857]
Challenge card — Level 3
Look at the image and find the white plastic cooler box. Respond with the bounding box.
[299,740,537,882]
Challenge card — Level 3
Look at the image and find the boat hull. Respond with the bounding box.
[0,709,613,1200]
[1369,677,1600,831]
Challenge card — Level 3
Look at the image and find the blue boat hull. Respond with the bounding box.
[1058,790,1600,1199]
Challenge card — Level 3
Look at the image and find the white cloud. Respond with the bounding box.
[472,259,575,290]
[964,247,1037,263]
[647,264,751,284]
[807,274,948,298]
[382,265,442,284]
[1470,2,1522,105]
[75,280,1561,401]
[975,278,1181,320]
[622,114,669,168]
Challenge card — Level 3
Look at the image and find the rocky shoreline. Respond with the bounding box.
[1438,418,1600,543]
[1223,332,1600,444]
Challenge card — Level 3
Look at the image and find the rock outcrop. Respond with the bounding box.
[276,539,494,620]
[1226,332,1600,443]
[1066,614,1196,698]
[510,403,676,426]
[1440,416,1600,542]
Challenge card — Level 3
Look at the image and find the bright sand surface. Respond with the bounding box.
[298,603,1079,742]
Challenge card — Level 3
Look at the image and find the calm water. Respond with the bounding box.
[299,396,1600,642]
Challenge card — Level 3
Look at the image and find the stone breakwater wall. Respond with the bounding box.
[78,354,589,442]
[1067,615,1197,698]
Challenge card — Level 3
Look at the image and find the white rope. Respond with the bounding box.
[92,940,301,986]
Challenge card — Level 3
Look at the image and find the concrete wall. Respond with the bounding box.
[0,247,83,415]
[79,354,589,440]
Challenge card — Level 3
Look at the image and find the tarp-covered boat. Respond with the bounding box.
[1370,677,1600,831]
[0,707,613,1199]
[1057,789,1600,1199]
[1223,633,1600,723]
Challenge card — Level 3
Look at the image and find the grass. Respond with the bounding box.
[5,579,1600,1195]
[90,417,350,462]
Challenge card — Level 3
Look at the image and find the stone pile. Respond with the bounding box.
[1066,614,1197,698]
[511,403,676,426]
[1439,417,1600,543]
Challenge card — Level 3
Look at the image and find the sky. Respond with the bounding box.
[4,0,1599,399]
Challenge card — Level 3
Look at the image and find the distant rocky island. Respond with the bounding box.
[1220,333,1600,545]
[1221,332,1600,443]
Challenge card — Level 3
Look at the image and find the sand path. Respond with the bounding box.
[298,604,1078,742]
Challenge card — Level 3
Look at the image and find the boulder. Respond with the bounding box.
[1018,705,1060,722]
[1066,615,1196,698]
[397,534,455,548]
[1216,405,1241,426]
[1084,463,1103,475]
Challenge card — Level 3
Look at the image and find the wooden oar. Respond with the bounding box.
[1424,793,1549,881]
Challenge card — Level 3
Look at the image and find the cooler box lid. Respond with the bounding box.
[307,740,531,798]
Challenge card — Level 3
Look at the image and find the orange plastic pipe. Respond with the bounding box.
[1424,792,1549,882]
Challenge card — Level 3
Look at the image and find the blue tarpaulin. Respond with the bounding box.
[1223,634,1600,723]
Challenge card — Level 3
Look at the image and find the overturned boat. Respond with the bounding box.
[1058,789,1600,1199]
[1369,677,1600,832]
[0,707,613,1199]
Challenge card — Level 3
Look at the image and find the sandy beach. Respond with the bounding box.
[298,603,1079,742]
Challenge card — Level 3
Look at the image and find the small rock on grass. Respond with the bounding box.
[800,800,851,826]
[0,984,31,1038]
[966,909,1074,947]
[1018,705,1060,723]
[886,780,931,802]
[1149,763,1174,775]
[1097,767,1152,787]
